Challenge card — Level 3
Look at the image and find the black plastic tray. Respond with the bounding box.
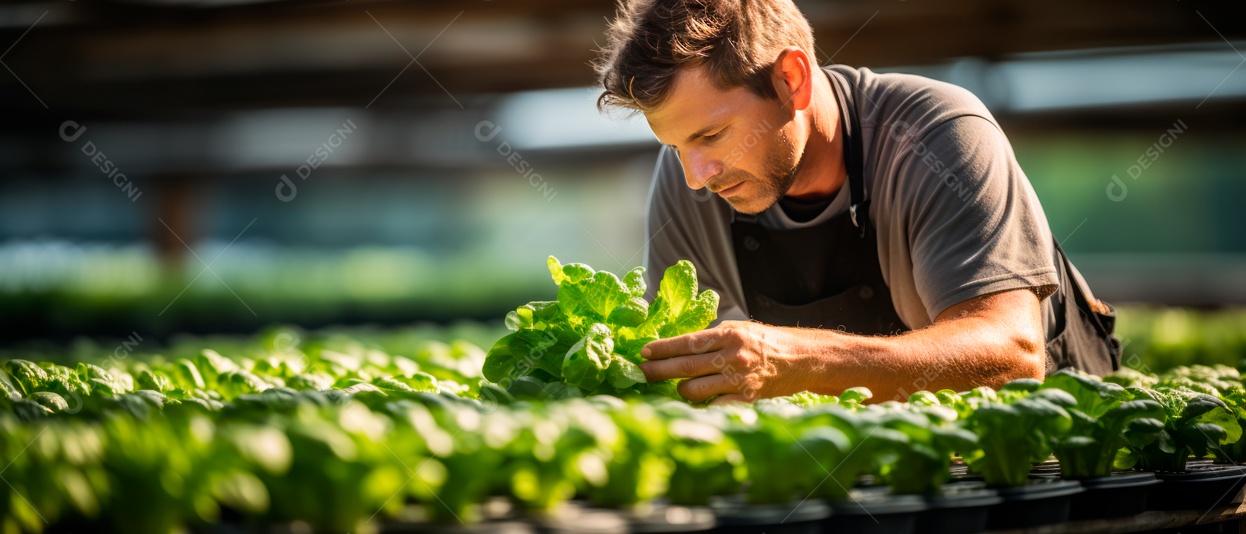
[706,496,829,534]
[985,479,1083,530]
[917,481,1002,534]
[824,487,926,534]
[591,503,716,533]
[1068,472,1161,520]
[506,503,632,534]
[379,519,535,534]
[1149,463,1246,511]
[377,500,535,534]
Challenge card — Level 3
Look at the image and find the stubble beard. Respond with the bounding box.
[727,129,801,216]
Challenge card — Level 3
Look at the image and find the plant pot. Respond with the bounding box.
[985,479,1082,530]
[590,502,716,533]
[916,481,1001,534]
[855,474,881,488]
[380,519,535,534]
[1028,459,1063,479]
[380,500,535,534]
[376,497,538,530]
[1067,472,1161,520]
[955,460,1066,482]
[706,496,829,534]
[824,486,926,534]
[511,502,630,534]
[533,509,630,534]
[1148,463,1246,511]
[948,461,970,479]
[481,496,519,521]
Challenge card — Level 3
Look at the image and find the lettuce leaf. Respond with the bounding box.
[483,257,718,399]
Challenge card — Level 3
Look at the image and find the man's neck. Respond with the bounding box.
[783,68,848,202]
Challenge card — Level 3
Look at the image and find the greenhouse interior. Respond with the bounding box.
[2,0,1246,533]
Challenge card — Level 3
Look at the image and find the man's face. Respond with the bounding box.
[645,66,803,215]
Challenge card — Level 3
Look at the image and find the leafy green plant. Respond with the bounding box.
[0,415,110,534]
[996,378,1044,402]
[1220,390,1246,463]
[1039,369,1166,478]
[1122,386,1242,472]
[656,402,743,506]
[786,404,907,501]
[261,402,410,531]
[24,321,1246,532]
[1103,367,1159,389]
[721,403,817,504]
[501,400,617,514]
[482,258,718,399]
[1159,365,1241,394]
[778,387,872,410]
[384,399,492,524]
[961,387,1076,487]
[584,398,673,508]
[921,387,1000,420]
[875,403,978,495]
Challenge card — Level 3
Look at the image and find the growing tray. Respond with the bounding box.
[1149,463,1246,512]
[824,487,926,534]
[1068,471,1161,520]
[985,478,1083,530]
[706,496,829,534]
[917,481,1002,534]
[593,502,716,533]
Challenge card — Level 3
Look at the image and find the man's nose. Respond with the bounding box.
[682,150,722,190]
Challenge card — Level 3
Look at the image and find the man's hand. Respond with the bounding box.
[639,321,811,405]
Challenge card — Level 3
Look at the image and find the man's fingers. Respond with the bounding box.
[639,351,726,382]
[709,393,751,406]
[642,327,727,361]
[676,374,737,403]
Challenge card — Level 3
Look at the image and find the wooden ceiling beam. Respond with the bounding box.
[0,0,1242,114]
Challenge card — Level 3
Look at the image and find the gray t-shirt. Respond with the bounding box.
[642,65,1061,332]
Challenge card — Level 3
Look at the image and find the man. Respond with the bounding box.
[594,0,1121,404]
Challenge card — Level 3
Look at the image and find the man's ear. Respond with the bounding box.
[771,47,813,112]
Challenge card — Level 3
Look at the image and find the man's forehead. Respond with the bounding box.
[645,67,753,143]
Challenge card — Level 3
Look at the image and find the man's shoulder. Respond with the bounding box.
[825,64,996,136]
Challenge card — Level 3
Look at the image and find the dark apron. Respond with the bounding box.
[1045,240,1122,376]
[729,68,1121,375]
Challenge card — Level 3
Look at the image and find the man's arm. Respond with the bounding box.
[639,286,1045,405]
[638,104,1059,403]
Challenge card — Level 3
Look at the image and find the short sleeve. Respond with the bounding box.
[896,116,1059,320]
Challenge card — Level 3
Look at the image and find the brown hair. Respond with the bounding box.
[595,0,816,113]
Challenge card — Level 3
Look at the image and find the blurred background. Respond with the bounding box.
[1,0,1245,369]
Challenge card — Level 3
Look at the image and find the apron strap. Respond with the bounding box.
[828,69,868,236]
[1053,239,1112,339]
